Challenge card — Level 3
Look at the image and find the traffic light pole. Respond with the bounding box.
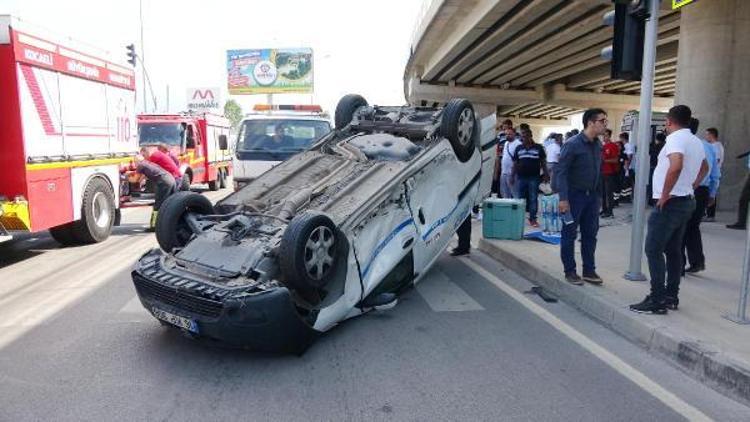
[624,0,661,281]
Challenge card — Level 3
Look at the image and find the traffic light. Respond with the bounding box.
[126,44,137,67]
[601,0,649,81]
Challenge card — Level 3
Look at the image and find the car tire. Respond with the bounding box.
[334,94,368,130]
[208,178,219,191]
[155,191,214,252]
[440,98,476,163]
[279,212,339,292]
[70,177,115,244]
[49,223,79,246]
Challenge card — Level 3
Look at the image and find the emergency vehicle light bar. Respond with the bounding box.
[253,104,323,113]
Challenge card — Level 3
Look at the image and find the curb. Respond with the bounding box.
[478,238,750,406]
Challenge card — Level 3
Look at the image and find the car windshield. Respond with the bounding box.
[138,123,184,146]
[236,119,331,153]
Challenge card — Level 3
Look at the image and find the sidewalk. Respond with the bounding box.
[476,204,750,405]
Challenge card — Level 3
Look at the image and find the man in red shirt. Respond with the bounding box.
[141,146,181,182]
[600,129,620,218]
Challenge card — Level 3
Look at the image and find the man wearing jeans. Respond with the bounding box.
[511,128,548,227]
[630,105,708,314]
[554,108,606,286]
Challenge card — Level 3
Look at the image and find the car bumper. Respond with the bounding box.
[132,263,318,353]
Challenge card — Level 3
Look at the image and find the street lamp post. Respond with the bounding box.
[624,0,660,281]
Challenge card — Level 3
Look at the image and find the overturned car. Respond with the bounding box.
[131,95,497,353]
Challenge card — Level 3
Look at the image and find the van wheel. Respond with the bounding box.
[334,94,368,130]
[441,98,476,163]
[49,223,78,246]
[155,191,214,252]
[279,212,339,292]
[70,177,115,243]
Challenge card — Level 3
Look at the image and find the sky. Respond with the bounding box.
[0,0,427,115]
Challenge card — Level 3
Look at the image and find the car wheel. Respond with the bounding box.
[208,178,219,191]
[49,223,78,246]
[440,98,476,163]
[155,191,214,252]
[70,177,115,243]
[334,94,368,130]
[279,212,339,292]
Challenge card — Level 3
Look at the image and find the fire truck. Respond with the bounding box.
[0,16,138,244]
[137,113,232,191]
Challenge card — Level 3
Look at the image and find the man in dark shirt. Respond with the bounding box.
[554,108,607,285]
[511,128,548,227]
[134,155,176,230]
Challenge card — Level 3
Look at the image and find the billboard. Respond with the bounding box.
[227,48,313,95]
[186,87,221,112]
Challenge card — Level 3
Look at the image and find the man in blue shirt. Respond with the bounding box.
[682,120,720,273]
[554,108,607,285]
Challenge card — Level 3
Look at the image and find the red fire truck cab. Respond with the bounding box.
[137,113,232,191]
[0,16,138,245]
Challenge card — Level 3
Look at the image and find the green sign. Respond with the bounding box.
[672,0,695,10]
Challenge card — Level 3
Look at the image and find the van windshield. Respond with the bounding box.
[236,119,331,153]
[138,123,184,146]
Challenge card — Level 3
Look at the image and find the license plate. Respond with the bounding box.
[152,308,199,334]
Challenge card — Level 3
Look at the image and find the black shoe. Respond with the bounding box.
[727,223,746,230]
[565,272,584,286]
[630,295,667,314]
[664,296,679,310]
[685,265,705,274]
[450,248,469,256]
[582,271,603,285]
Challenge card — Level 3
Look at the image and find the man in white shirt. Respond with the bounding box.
[500,127,521,198]
[630,105,708,315]
[545,133,562,177]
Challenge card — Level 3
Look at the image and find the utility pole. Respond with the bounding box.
[624,0,661,281]
[139,0,147,112]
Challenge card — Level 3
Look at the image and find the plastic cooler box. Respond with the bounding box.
[482,198,526,240]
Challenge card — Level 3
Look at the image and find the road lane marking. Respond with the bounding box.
[0,236,156,350]
[461,258,712,422]
[416,266,484,312]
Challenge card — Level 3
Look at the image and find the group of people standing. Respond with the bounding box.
[466,105,726,316]
[132,145,186,230]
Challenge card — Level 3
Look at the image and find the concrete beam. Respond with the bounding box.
[473,7,613,85]
[497,116,570,126]
[406,77,673,112]
[562,43,679,89]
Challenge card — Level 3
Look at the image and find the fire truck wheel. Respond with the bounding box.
[218,169,227,189]
[49,223,79,246]
[155,191,214,252]
[71,177,115,244]
[180,174,191,191]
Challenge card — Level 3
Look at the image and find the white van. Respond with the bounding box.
[233,105,332,190]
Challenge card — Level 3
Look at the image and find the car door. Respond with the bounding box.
[406,145,471,276]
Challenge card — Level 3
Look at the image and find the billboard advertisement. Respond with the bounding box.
[186,87,221,112]
[226,48,313,95]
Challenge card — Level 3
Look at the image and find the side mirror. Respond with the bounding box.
[219,134,228,150]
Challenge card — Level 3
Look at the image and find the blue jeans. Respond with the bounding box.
[645,197,695,302]
[560,189,599,275]
[515,176,540,222]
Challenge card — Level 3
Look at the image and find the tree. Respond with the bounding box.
[224,99,243,129]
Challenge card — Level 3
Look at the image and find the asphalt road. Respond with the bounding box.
[1,188,748,421]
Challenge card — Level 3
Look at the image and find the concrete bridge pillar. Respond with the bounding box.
[674,0,750,210]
